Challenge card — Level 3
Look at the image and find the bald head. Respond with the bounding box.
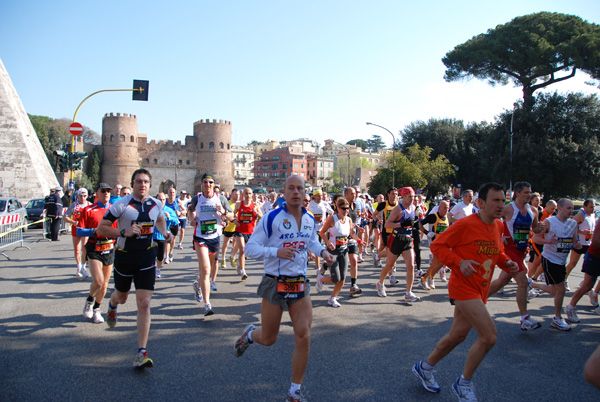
[283,175,305,209]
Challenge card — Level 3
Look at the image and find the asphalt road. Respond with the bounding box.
[1,229,598,401]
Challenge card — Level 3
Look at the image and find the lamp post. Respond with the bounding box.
[366,122,396,187]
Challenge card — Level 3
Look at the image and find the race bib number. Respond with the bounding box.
[436,224,448,234]
[513,229,529,245]
[586,231,594,241]
[200,219,217,235]
[240,212,253,224]
[314,214,323,222]
[95,240,114,254]
[556,237,572,253]
[335,236,348,246]
[277,276,306,299]
[136,221,154,239]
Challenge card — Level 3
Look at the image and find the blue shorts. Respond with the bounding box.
[582,253,600,278]
[193,235,220,254]
[178,218,187,229]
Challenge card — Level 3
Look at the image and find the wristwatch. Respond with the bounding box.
[120,229,126,237]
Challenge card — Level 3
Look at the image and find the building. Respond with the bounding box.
[231,145,255,188]
[306,154,334,189]
[251,146,307,188]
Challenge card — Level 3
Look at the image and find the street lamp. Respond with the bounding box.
[366,122,396,187]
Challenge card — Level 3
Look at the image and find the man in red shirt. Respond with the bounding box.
[412,182,518,401]
[232,187,263,281]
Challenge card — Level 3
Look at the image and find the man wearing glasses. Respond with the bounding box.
[64,188,92,277]
[187,173,234,316]
[96,168,172,369]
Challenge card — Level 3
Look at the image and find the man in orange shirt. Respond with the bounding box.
[412,182,518,401]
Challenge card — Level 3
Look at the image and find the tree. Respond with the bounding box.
[443,12,600,110]
[367,134,385,152]
[346,139,368,151]
[87,146,101,188]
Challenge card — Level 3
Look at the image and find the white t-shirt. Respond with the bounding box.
[449,201,474,221]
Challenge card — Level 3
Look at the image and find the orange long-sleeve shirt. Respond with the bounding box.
[431,213,509,302]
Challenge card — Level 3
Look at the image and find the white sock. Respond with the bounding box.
[289,383,301,396]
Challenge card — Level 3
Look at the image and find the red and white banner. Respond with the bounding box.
[0,214,22,225]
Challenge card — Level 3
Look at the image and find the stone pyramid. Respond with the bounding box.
[0,58,58,202]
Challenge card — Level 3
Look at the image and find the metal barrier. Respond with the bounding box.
[0,214,31,260]
[40,208,70,241]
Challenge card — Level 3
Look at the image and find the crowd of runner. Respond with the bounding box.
[60,170,600,401]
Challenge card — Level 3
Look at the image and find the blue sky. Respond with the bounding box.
[2,1,599,147]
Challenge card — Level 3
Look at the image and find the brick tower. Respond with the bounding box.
[193,119,233,193]
[100,113,140,188]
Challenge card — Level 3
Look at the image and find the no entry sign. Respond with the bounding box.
[69,122,83,136]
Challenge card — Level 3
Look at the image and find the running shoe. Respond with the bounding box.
[526,277,534,290]
[177,244,184,250]
[428,277,436,290]
[357,255,364,263]
[551,317,571,331]
[193,280,203,302]
[376,259,383,268]
[564,279,570,291]
[133,349,154,369]
[286,389,307,402]
[316,274,324,293]
[373,254,379,266]
[156,268,162,278]
[230,257,237,268]
[527,289,540,300]
[76,266,83,277]
[164,257,170,265]
[389,275,399,287]
[81,265,90,278]
[210,281,218,291]
[376,282,387,297]
[564,305,580,323]
[92,308,104,324]
[364,250,371,256]
[520,315,541,331]
[404,292,421,302]
[83,300,94,319]
[220,259,226,268]
[452,378,477,402]
[439,269,447,282]
[234,324,255,357]
[240,269,248,280]
[412,361,441,393]
[204,303,214,316]
[590,291,599,307]
[349,284,362,297]
[539,273,546,282]
[419,278,430,290]
[106,307,117,328]
[328,296,341,308]
[415,269,426,279]
[169,252,174,260]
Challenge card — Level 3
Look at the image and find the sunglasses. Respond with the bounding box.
[340,207,349,210]
[100,189,111,193]
[78,194,87,197]
[203,180,214,184]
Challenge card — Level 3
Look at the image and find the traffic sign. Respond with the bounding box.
[69,122,83,136]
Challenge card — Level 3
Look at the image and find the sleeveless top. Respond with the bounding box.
[506,202,534,252]
[328,214,351,251]
[578,210,596,246]
[193,193,224,240]
[542,216,577,265]
[432,213,449,235]
[393,202,415,235]
[236,201,256,235]
[382,201,397,234]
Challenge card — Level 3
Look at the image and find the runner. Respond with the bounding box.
[63,188,92,277]
[564,199,596,290]
[187,173,234,316]
[307,189,334,274]
[316,197,362,307]
[232,187,263,281]
[154,192,180,279]
[374,187,398,272]
[487,181,544,331]
[221,188,239,268]
[96,168,173,368]
[234,175,335,402]
[531,198,581,331]
[564,216,600,323]
[376,187,420,302]
[528,200,557,281]
[418,200,450,291]
[175,190,189,249]
[77,183,115,324]
[164,187,183,264]
[412,182,518,401]
[345,187,364,297]
[448,189,474,223]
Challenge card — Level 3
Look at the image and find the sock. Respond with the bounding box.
[351,278,356,287]
[459,374,472,385]
[108,302,117,311]
[78,263,82,270]
[421,360,434,370]
[521,314,529,321]
[87,295,94,302]
[138,347,146,353]
[93,301,101,309]
[247,330,254,343]
[289,383,301,396]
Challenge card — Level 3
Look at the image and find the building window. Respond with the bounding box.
[130,135,135,142]
[272,164,278,169]
[282,163,287,169]
[301,164,304,168]
[295,163,298,168]
[209,142,214,149]
[178,159,182,165]
[153,159,157,164]
[313,162,316,167]
[110,135,114,142]
[186,160,190,165]
[227,144,230,149]
[200,142,204,149]
[220,142,224,149]
[119,135,125,142]
[145,158,149,164]
[320,162,323,167]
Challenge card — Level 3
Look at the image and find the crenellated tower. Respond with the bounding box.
[193,119,233,192]
[101,113,140,187]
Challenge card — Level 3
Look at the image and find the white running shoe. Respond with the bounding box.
[240,269,248,280]
[376,282,387,297]
[551,317,571,331]
[520,315,541,331]
[564,305,580,323]
[80,265,90,278]
[193,280,203,302]
[210,281,218,291]
[590,291,599,307]
[83,300,94,319]
[427,277,436,290]
[76,265,83,277]
[527,289,539,300]
[404,292,421,302]
[316,274,324,293]
[419,278,430,291]
[357,255,364,263]
[92,308,104,324]
[389,275,399,287]
[439,269,447,282]
[564,279,570,291]
[412,361,441,393]
[328,296,341,308]
[452,378,477,402]
[415,269,426,279]
[155,268,162,278]
[164,257,170,265]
